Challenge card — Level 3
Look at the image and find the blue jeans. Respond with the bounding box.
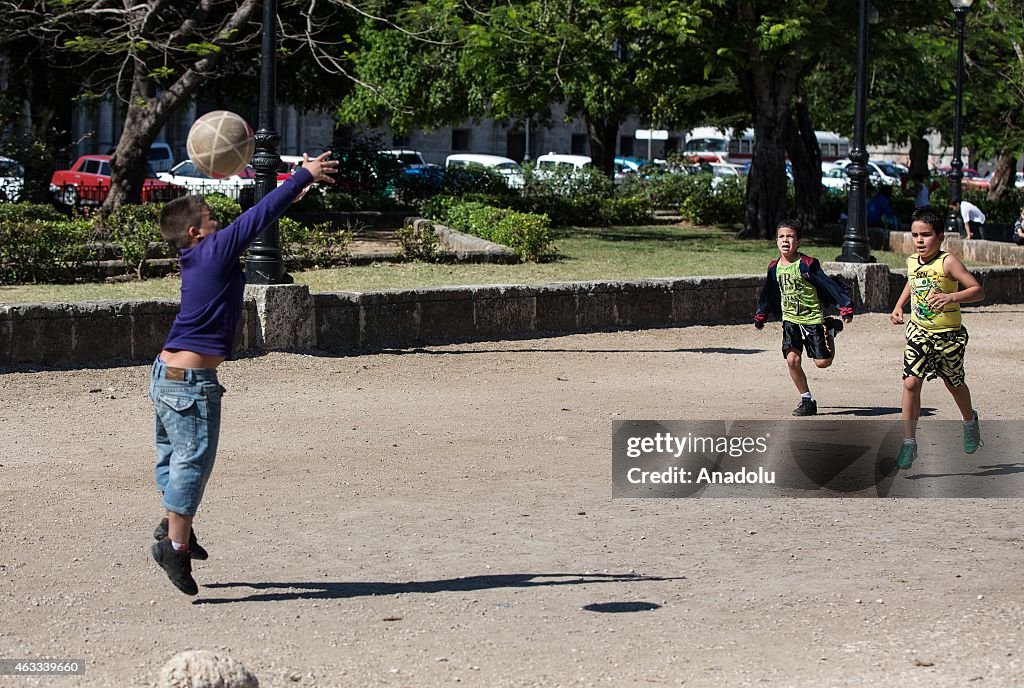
[150,357,225,516]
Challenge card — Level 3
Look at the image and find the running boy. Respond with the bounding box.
[150,152,338,595]
[889,205,984,470]
[754,219,854,416]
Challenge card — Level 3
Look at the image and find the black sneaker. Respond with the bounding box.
[792,398,818,416]
[151,537,198,596]
[825,316,844,339]
[153,518,209,560]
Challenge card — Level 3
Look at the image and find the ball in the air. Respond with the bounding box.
[186,110,255,178]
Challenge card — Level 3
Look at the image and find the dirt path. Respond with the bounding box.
[1,306,1022,687]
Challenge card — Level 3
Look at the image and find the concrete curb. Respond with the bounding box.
[3,264,1023,367]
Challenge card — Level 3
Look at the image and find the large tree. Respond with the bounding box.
[3,0,359,211]
[339,0,694,176]
[957,0,1024,201]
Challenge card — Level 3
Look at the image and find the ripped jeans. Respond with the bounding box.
[149,357,226,516]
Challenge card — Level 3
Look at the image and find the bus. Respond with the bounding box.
[683,127,850,164]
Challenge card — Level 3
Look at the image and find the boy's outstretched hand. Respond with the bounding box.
[302,152,340,185]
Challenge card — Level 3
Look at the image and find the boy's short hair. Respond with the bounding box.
[776,218,803,238]
[160,195,208,251]
[911,206,945,234]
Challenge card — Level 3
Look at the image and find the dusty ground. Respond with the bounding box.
[1,306,1022,687]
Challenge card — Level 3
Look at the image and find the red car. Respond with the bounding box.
[49,155,184,206]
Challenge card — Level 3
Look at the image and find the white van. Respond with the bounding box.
[147,143,174,173]
[535,153,592,174]
[445,153,524,188]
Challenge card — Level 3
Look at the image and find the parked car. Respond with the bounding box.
[962,168,990,190]
[106,143,176,173]
[49,155,184,206]
[445,153,524,188]
[834,159,901,187]
[147,143,174,173]
[821,165,850,192]
[276,155,305,184]
[157,160,256,200]
[0,156,25,202]
[379,149,442,175]
[535,153,593,175]
[380,149,428,167]
[613,156,666,183]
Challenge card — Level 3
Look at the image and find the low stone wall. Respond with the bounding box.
[3,263,1023,367]
[888,230,1024,266]
[313,276,761,351]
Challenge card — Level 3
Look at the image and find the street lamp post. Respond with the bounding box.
[946,0,974,236]
[837,0,876,263]
[244,0,291,284]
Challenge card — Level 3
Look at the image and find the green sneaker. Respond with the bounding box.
[896,443,918,470]
[963,410,983,454]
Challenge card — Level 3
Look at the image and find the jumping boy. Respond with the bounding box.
[889,205,984,470]
[754,219,854,416]
[150,152,338,595]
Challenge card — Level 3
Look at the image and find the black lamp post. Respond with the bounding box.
[244,0,291,284]
[946,0,974,236]
[837,0,877,263]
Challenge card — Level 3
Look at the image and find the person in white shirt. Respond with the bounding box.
[959,200,986,240]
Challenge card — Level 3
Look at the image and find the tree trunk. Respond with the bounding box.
[585,115,619,178]
[785,91,822,233]
[987,149,1016,201]
[909,135,930,182]
[100,0,259,213]
[736,62,799,239]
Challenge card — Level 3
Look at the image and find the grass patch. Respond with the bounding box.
[0,224,923,303]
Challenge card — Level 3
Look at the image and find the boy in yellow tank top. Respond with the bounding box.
[889,206,985,469]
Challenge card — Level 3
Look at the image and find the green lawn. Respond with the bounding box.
[0,224,912,304]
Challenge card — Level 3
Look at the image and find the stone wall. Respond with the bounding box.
[3,263,1023,367]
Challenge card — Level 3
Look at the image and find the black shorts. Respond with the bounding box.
[782,321,833,360]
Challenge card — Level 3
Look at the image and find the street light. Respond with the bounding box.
[244,0,291,284]
[946,0,974,236]
[837,0,878,263]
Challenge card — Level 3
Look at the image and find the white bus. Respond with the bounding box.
[683,127,850,164]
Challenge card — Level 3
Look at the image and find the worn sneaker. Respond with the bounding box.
[151,537,198,596]
[153,519,209,560]
[792,398,818,416]
[963,410,983,454]
[896,443,918,470]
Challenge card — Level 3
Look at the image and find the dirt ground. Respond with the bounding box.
[1,306,1022,687]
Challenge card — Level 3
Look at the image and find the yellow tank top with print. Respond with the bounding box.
[907,251,961,331]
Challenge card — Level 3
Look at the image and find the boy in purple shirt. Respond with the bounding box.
[150,152,338,595]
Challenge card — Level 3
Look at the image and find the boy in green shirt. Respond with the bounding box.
[754,219,854,416]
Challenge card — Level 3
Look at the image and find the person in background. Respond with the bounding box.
[958,199,986,240]
[1013,206,1024,246]
[913,175,930,209]
[867,185,899,230]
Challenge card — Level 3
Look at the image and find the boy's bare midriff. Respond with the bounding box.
[160,349,225,369]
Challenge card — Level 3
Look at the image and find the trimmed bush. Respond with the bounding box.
[203,194,243,226]
[431,200,552,261]
[280,218,352,269]
[101,204,166,279]
[397,219,440,262]
[0,216,96,284]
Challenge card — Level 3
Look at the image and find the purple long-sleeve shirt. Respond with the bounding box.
[163,168,313,357]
